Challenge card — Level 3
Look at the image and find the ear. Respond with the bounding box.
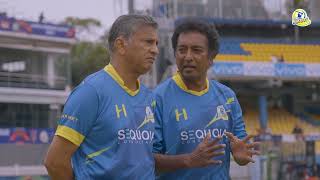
[114,36,127,55]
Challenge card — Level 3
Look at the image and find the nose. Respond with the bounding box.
[185,49,193,62]
[150,43,159,56]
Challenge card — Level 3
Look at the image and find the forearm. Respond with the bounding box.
[44,136,78,180]
[154,153,190,173]
[46,161,74,180]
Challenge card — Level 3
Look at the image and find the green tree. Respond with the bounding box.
[63,17,101,34]
[70,42,110,87]
[62,17,110,87]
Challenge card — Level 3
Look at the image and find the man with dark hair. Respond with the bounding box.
[44,14,159,180]
[153,19,259,179]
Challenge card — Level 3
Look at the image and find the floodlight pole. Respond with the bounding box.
[128,0,134,14]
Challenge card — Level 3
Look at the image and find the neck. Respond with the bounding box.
[110,56,139,91]
[181,75,207,92]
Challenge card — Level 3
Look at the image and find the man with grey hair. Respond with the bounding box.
[44,14,159,180]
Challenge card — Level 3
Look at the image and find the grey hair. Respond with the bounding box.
[108,14,158,53]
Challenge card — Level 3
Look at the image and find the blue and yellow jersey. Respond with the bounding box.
[153,73,247,180]
[55,64,155,180]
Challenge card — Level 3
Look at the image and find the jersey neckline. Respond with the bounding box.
[172,73,209,96]
[104,64,140,96]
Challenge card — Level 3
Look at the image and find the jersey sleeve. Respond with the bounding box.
[55,83,99,146]
[152,93,166,154]
[229,92,247,140]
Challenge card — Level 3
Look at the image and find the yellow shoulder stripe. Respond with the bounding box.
[55,125,85,146]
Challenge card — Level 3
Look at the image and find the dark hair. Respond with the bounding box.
[108,14,158,53]
[171,18,219,59]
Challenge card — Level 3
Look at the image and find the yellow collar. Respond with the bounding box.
[172,73,209,96]
[104,64,140,96]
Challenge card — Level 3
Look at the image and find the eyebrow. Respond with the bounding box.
[177,45,205,49]
[142,36,158,40]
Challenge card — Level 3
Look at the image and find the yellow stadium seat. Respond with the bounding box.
[221,43,320,63]
[243,108,320,135]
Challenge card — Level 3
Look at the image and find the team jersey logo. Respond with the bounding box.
[206,105,230,128]
[118,129,154,144]
[117,106,154,144]
[217,105,228,120]
[137,106,155,129]
[179,105,229,144]
[180,128,227,144]
[175,108,188,121]
[165,98,236,151]
[61,114,78,122]
[115,104,127,119]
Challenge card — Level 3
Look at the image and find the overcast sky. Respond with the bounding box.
[0,0,152,29]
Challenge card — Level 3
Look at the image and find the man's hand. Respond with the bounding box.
[225,132,260,166]
[185,133,226,168]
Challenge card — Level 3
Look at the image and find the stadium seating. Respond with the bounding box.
[244,108,320,135]
[244,108,320,154]
[216,39,320,63]
[244,109,320,154]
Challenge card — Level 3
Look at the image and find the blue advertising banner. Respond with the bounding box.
[0,16,75,39]
[305,64,320,77]
[274,63,306,77]
[0,128,55,144]
[211,62,320,78]
[244,62,274,77]
[212,62,244,76]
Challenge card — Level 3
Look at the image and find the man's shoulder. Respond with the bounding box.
[153,77,175,97]
[67,70,111,101]
[140,83,151,92]
[210,80,236,97]
[83,70,108,88]
[138,84,153,99]
[82,69,121,96]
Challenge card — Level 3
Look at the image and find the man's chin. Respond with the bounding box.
[181,72,197,81]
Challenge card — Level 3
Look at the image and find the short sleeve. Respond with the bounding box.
[152,93,166,154]
[55,83,99,146]
[230,92,247,140]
